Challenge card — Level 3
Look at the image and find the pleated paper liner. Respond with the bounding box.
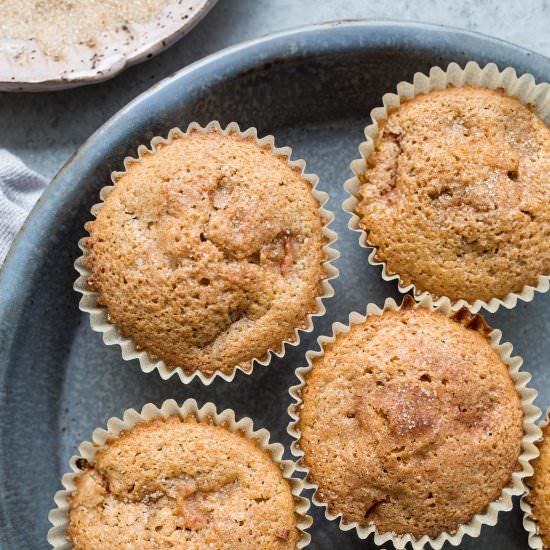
[74,121,339,384]
[343,61,550,314]
[47,398,312,549]
[521,407,550,549]
[288,295,542,549]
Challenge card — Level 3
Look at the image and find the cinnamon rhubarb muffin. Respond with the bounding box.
[67,416,301,549]
[84,127,327,375]
[525,417,550,548]
[356,85,550,304]
[298,302,524,539]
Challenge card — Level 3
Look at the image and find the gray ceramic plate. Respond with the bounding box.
[1,20,549,550]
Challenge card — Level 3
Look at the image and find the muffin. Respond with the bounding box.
[66,414,302,549]
[83,125,330,376]
[525,415,550,548]
[296,299,524,541]
[354,84,550,304]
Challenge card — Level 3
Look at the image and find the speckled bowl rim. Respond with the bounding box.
[342,60,550,314]
[521,407,550,550]
[47,398,312,549]
[0,0,217,91]
[287,294,542,549]
[74,120,339,385]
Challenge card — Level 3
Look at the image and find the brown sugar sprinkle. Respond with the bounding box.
[67,416,300,549]
[298,305,524,539]
[85,130,326,375]
[525,421,550,548]
[357,85,550,303]
[0,0,171,57]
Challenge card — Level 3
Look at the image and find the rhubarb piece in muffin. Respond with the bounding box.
[298,302,524,539]
[356,85,550,303]
[85,128,327,375]
[67,416,301,549]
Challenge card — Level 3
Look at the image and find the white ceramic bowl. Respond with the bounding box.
[0,0,217,92]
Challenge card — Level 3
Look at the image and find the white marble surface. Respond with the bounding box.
[1,0,550,178]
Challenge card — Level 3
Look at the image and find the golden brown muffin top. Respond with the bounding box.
[526,419,550,548]
[85,130,326,375]
[356,85,550,303]
[68,416,300,549]
[298,304,524,539]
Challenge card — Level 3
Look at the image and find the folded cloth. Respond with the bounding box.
[0,149,47,265]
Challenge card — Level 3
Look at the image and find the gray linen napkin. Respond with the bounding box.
[0,149,47,265]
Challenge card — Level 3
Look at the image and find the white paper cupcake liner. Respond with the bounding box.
[47,398,312,549]
[74,121,339,385]
[343,61,550,314]
[521,407,549,549]
[287,294,542,549]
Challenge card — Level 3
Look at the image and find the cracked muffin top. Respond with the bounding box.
[85,129,326,375]
[298,303,524,539]
[67,416,301,549]
[526,418,550,548]
[356,85,550,303]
